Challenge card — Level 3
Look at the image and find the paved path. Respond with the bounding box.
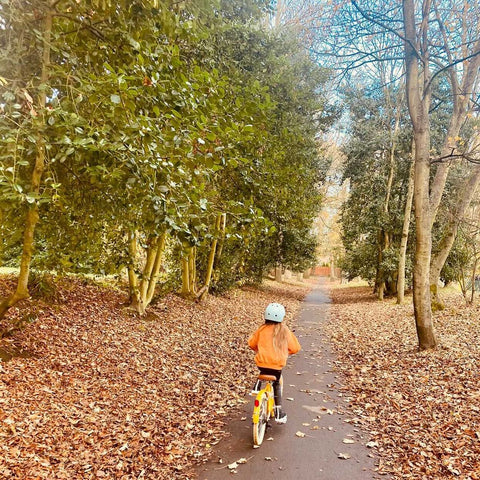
[196,279,386,480]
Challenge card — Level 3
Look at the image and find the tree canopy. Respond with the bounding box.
[0,0,334,316]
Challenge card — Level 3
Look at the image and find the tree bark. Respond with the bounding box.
[397,146,415,304]
[181,256,190,297]
[403,0,438,350]
[429,35,480,225]
[412,129,437,349]
[430,165,480,306]
[181,245,196,298]
[275,266,283,282]
[198,214,223,301]
[127,232,167,314]
[127,231,143,314]
[0,7,53,320]
[329,255,335,279]
[145,233,166,305]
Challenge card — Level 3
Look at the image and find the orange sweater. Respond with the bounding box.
[248,324,301,370]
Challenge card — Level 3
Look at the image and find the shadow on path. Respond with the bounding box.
[196,278,386,480]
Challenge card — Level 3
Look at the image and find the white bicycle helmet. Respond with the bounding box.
[264,303,286,322]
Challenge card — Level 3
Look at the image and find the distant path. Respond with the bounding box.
[196,278,385,480]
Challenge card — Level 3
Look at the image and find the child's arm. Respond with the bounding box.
[248,331,259,351]
[287,330,301,355]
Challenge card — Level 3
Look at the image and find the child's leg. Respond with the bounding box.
[273,374,287,422]
[273,375,283,407]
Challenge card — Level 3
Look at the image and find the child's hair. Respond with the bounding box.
[272,322,289,353]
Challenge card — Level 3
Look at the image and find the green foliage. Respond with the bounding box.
[340,82,413,288]
[1,0,333,300]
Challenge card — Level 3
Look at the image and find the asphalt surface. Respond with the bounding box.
[196,278,387,480]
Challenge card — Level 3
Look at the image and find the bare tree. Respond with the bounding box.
[300,0,480,349]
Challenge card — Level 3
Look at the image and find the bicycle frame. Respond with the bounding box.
[252,374,277,445]
[252,381,275,423]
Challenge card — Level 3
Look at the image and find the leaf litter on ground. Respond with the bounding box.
[326,284,480,479]
[0,276,310,480]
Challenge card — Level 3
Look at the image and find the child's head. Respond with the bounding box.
[264,303,285,323]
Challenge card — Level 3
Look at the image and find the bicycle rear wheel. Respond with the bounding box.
[253,393,269,446]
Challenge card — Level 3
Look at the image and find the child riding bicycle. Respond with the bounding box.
[248,302,301,424]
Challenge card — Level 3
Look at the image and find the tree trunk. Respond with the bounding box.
[275,266,283,282]
[138,236,158,305]
[397,147,415,304]
[127,231,144,314]
[189,246,196,294]
[376,230,385,300]
[469,257,478,305]
[213,213,227,279]
[199,214,223,301]
[430,165,480,307]
[145,233,167,305]
[377,93,399,301]
[181,256,190,297]
[412,130,437,349]
[329,256,335,279]
[181,246,196,298]
[428,35,480,225]
[0,8,53,320]
[403,0,437,350]
[127,232,167,314]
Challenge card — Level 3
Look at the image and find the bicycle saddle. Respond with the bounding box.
[257,374,277,381]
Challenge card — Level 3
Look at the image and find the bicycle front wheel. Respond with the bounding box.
[253,393,269,446]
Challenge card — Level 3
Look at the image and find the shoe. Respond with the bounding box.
[275,407,287,424]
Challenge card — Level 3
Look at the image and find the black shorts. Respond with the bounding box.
[258,367,282,381]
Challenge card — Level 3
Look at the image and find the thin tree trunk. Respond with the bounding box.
[199,214,223,301]
[181,256,190,297]
[469,258,478,305]
[139,237,158,304]
[330,256,335,279]
[181,246,196,298]
[275,266,283,282]
[189,246,196,295]
[145,233,166,305]
[0,7,53,319]
[377,230,385,300]
[377,85,400,301]
[397,146,415,304]
[127,231,144,314]
[213,214,227,270]
[128,232,167,314]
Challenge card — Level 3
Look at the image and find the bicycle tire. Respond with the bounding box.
[253,392,269,446]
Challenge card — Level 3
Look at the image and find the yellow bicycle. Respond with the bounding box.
[252,374,282,446]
